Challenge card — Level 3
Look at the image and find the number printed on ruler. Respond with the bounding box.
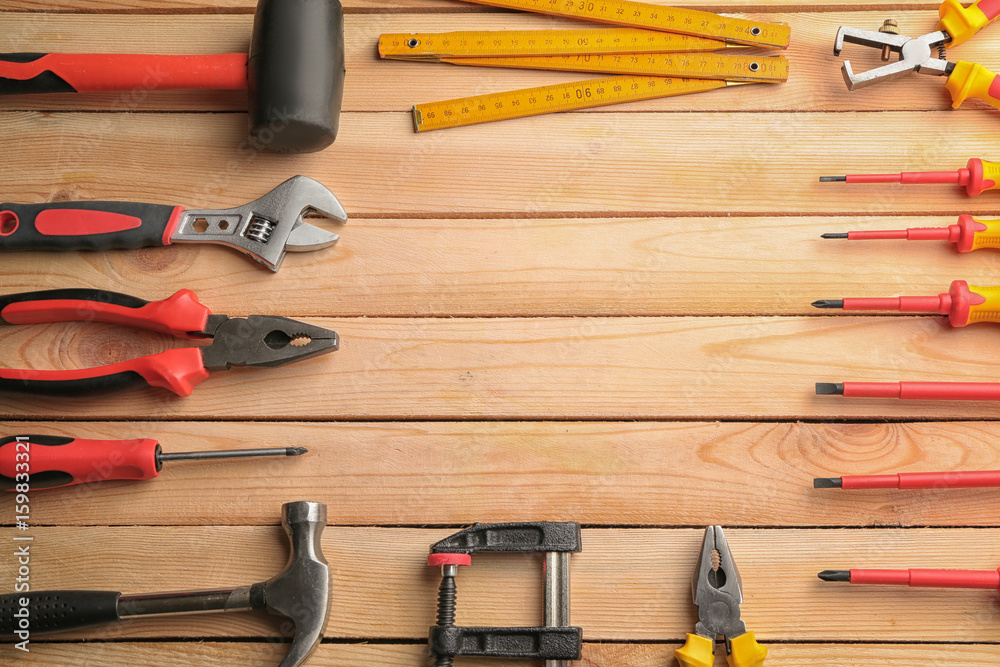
[456,0,791,48]
[413,76,733,131]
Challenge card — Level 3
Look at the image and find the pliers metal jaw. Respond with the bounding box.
[834,27,952,90]
[675,526,768,667]
[0,288,339,397]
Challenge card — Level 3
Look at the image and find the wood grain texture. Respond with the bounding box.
[9,420,1000,528]
[13,642,1000,667]
[0,109,996,217]
[1,215,997,317]
[0,11,988,114]
[4,526,1000,642]
[5,316,1000,420]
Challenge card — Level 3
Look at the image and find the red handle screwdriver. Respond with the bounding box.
[819,568,1000,589]
[820,157,1000,196]
[1,435,306,491]
[817,381,1000,401]
[821,214,1000,253]
[811,280,1000,327]
[815,470,1000,489]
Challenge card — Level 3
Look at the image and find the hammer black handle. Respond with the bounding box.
[0,202,183,252]
[0,53,248,95]
[0,591,121,639]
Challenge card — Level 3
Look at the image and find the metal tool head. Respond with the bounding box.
[691,526,746,647]
[172,175,347,271]
[201,315,339,370]
[258,501,331,667]
[834,26,951,90]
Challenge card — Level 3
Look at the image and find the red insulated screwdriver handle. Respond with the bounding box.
[0,435,160,491]
[850,568,1000,589]
[843,470,1000,489]
[0,53,248,95]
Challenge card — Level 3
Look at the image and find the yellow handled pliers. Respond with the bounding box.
[675,526,768,667]
[833,0,1000,111]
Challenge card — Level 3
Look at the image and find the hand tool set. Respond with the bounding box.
[0,288,339,396]
[821,214,1000,252]
[820,157,1000,196]
[379,2,790,131]
[833,0,1000,111]
[676,526,767,667]
[0,0,346,153]
[1,434,306,491]
[0,501,330,667]
[427,522,582,665]
[0,176,346,271]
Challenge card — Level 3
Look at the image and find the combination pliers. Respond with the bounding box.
[834,0,1000,110]
[0,288,338,396]
[675,526,767,667]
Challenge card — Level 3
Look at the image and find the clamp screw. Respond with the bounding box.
[434,564,459,667]
[878,19,899,61]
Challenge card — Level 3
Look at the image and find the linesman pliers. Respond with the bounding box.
[834,0,1000,110]
[675,526,767,667]
[0,288,338,396]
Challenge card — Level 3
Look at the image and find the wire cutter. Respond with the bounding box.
[834,0,1000,110]
[675,526,767,667]
[0,288,338,397]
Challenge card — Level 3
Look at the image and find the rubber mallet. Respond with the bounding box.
[0,0,345,153]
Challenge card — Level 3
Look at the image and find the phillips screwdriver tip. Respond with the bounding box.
[821,233,849,239]
[813,477,843,488]
[819,176,847,182]
[818,570,851,582]
[287,447,308,456]
[812,300,844,309]
[815,382,845,395]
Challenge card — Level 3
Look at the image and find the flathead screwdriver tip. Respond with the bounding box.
[821,233,849,239]
[816,382,845,395]
[812,299,845,309]
[820,176,847,182]
[813,477,843,489]
[818,570,851,582]
[287,447,308,456]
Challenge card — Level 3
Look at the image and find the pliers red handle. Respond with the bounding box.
[0,289,339,396]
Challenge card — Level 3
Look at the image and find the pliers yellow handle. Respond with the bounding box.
[946,61,1000,110]
[938,0,1000,48]
[675,632,768,667]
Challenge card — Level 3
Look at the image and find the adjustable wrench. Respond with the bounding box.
[0,175,346,271]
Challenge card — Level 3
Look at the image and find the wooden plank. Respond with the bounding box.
[4,316,1000,420]
[0,215,993,317]
[0,11,992,114]
[0,0,955,14]
[4,526,999,641]
[1,110,997,217]
[11,421,1000,528]
[13,642,1000,667]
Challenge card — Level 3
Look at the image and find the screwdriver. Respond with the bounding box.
[1,435,307,491]
[821,214,1000,253]
[820,157,1000,196]
[816,381,1000,401]
[815,470,1000,489]
[819,568,1000,589]
[811,280,1000,327]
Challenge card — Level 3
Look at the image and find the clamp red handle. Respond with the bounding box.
[0,288,212,338]
[0,53,248,95]
[0,435,160,491]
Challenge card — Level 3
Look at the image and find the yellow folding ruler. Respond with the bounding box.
[383,1,790,130]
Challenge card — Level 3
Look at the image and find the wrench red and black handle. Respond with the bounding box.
[0,289,214,396]
[0,202,184,252]
[0,53,248,95]
[0,434,161,491]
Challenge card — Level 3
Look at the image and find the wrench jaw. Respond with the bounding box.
[168,175,347,271]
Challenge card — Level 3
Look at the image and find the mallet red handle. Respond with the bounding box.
[0,53,248,95]
[0,435,161,491]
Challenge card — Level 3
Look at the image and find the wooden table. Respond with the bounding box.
[3,1,1000,665]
